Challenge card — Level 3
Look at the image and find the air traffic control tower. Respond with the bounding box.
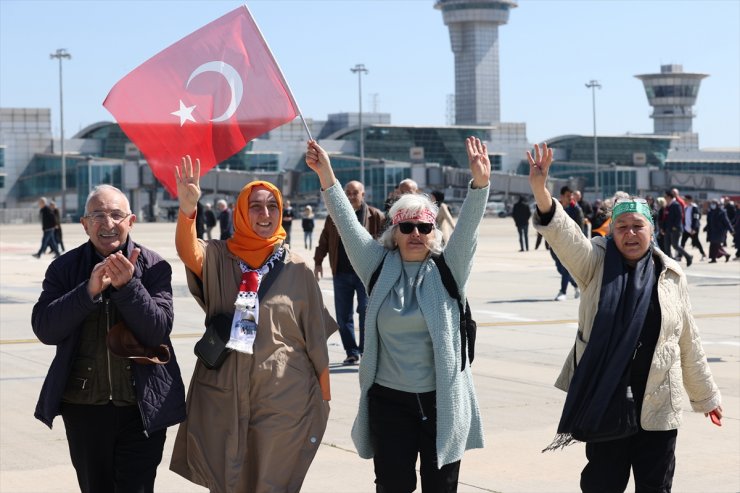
[435,0,517,126]
[635,64,708,150]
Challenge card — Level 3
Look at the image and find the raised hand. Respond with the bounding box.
[174,155,201,217]
[305,140,337,190]
[465,137,491,189]
[526,143,554,214]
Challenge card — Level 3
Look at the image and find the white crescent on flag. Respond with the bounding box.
[172,61,244,125]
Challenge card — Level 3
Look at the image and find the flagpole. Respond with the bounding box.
[242,3,313,142]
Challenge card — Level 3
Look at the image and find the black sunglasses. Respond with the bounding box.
[398,222,434,235]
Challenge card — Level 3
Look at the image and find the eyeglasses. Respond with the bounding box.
[84,211,131,224]
[398,222,434,235]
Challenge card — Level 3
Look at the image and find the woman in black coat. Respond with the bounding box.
[704,199,734,262]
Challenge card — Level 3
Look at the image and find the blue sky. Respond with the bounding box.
[1,0,738,149]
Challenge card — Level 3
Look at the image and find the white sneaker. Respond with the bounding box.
[574,288,581,299]
[555,292,567,301]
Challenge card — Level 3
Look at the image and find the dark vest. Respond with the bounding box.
[61,297,136,406]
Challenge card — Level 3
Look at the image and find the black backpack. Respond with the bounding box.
[368,254,476,372]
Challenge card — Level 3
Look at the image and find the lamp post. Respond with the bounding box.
[50,49,71,218]
[350,63,368,184]
[585,80,601,198]
[610,162,618,196]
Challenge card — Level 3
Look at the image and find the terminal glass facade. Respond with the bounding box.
[334,126,497,169]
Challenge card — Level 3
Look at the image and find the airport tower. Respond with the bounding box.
[435,0,517,126]
[635,64,708,150]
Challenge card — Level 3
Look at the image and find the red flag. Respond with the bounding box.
[103,5,299,196]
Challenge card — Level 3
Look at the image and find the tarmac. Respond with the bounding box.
[1,217,738,493]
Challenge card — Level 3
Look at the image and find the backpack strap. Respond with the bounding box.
[367,252,388,295]
[431,254,472,371]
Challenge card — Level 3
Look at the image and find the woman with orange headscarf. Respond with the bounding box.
[169,156,337,493]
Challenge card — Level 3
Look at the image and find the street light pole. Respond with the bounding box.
[50,49,71,218]
[585,80,601,199]
[350,64,368,184]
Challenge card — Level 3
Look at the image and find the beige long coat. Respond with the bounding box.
[534,200,721,431]
[170,241,337,493]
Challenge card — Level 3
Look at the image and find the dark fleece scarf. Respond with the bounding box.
[545,238,655,450]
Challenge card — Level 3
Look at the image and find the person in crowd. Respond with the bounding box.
[704,198,734,263]
[216,199,233,240]
[528,143,722,493]
[664,190,693,267]
[534,231,549,250]
[49,200,65,252]
[589,199,611,238]
[384,178,419,215]
[680,195,706,261]
[552,186,583,301]
[32,197,61,259]
[282,199,295,245]
[314,180,385,365]
[302,204,316,250]
[574,190,592,236]
[655,196,669,254]
[32,185,186,493]
[431,190,456,245]
[203,202,217,240]
[671,188,686,215]
[724,199,737,248]
[195,200,206,239]
[305,136,488,492]
[733,211,740,260]
[170,156,336,493]
[511,195,531,251]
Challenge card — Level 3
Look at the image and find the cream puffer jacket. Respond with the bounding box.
[534,201,721,430]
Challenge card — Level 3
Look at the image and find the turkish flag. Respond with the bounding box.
[103,5,299,196]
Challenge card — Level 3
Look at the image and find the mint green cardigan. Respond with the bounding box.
[323,181,489,467]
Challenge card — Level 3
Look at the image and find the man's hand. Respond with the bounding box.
[105,248,140,289]
[314,265,323,281]
[87,261,112,299]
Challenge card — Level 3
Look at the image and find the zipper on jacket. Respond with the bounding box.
[105,298,113,401]
[415,393,428,421]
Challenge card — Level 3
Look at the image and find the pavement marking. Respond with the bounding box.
[5,312,737,344]
[476,312,740,328]
[476,310,534,322]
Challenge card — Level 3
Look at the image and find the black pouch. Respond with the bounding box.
[194,251,285,370]
[194,314,233,370]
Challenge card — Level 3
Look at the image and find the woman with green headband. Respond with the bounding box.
[527,143,722,492]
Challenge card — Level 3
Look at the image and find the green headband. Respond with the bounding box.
[612,201,653,224]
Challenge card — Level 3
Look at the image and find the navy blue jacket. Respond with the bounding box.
[666,200,683,232]
[32,238,186,433]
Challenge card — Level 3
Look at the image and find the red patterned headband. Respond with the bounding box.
[391,208,436,225]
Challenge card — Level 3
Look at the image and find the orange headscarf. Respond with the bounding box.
[226,181,287,268]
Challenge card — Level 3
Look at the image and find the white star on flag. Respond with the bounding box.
[171,100,196,126]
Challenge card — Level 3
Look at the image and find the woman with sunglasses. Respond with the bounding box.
[305,137,490,492]
[528,143,722,492]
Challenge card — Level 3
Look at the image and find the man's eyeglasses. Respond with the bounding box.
[398,222,434,235]
[84,211,131,224]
